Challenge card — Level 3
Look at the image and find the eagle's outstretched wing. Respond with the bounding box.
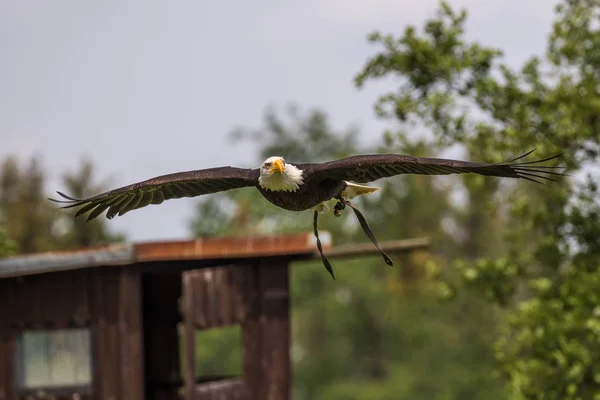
[308,149,566,185]
[49,166,260,221]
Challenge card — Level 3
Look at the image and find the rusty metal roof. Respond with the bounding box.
[0,244,134,278]
[134,231,332,262]
[0,232,331,278]
[0,232,430,279]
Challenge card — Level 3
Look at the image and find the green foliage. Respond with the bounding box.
[290,257,505,400]
[1,155,61,253]
[497,267,600,399]
[355,0,600,397]
[193,326,242,376]
[495,178,600,399]
[0,221,16,257]
[0,154,125,254]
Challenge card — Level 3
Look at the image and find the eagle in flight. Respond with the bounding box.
[51,149,565,279]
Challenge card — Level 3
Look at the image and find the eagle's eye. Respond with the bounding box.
[264,162,272,168]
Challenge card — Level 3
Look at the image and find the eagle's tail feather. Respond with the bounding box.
[343,182,379,199]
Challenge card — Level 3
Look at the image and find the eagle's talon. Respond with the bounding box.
[333,201,345,217]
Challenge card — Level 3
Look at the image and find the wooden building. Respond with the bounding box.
[0,233,429,400]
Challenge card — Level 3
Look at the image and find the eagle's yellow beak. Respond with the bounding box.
[270,159,284,174]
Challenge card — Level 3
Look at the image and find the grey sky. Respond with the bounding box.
[1,0,559,242]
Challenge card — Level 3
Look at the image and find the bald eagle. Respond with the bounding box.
[50,149,565,279]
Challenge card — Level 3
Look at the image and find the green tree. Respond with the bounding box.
[495,177,600,399]
[190,104,506,399]
[355,0,600,397]
[0,155,125,254]
[0,155,58,253]
[0,221,15,257]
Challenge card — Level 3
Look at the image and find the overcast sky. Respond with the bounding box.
[0,0,559,242]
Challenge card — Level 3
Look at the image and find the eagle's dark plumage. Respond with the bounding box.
[52,166,260,221]
[50,149,566,279]
[307,151,564,184]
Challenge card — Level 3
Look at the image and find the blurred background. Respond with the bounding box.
[2,0,599,398]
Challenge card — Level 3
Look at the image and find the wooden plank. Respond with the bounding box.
[48,272,67,327]
[0,280,14,331]
[194,378,249,400]
[204,269,217,328]
[106,271,122,400]
[27,276,43,328]
[258,262,291,400]
[219,268,232,326]
[242,262,290,400]
[191,271,207,328]
[0,335,4,400]
[118,268,145,400]
[89,271,105,399]
[2,271,91,330]
[73,271,91,326]
[186,266,254,330]
[232,267,244,323]
[16,386,92,400]
[235,267,248,323]
[241,321,261,400]
[0,334,15,400]
[13,278,25,330]
[90,270,121,400]
[182,273,196,400]
[236,266,256,323]
[241,264,260,399]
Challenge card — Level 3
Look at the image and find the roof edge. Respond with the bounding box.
[0,243,135,278]
[0,232,332,278]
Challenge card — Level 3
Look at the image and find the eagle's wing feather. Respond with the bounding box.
[49,166,260,221]
[308,150,566,184]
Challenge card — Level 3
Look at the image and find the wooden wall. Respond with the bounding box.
[181,261,291,400]
[0,259,292,400]
[0,268,145,400]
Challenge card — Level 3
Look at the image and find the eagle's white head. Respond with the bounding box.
[258,156,304,192]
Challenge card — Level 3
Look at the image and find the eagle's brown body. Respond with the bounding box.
[257,166,346,211]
